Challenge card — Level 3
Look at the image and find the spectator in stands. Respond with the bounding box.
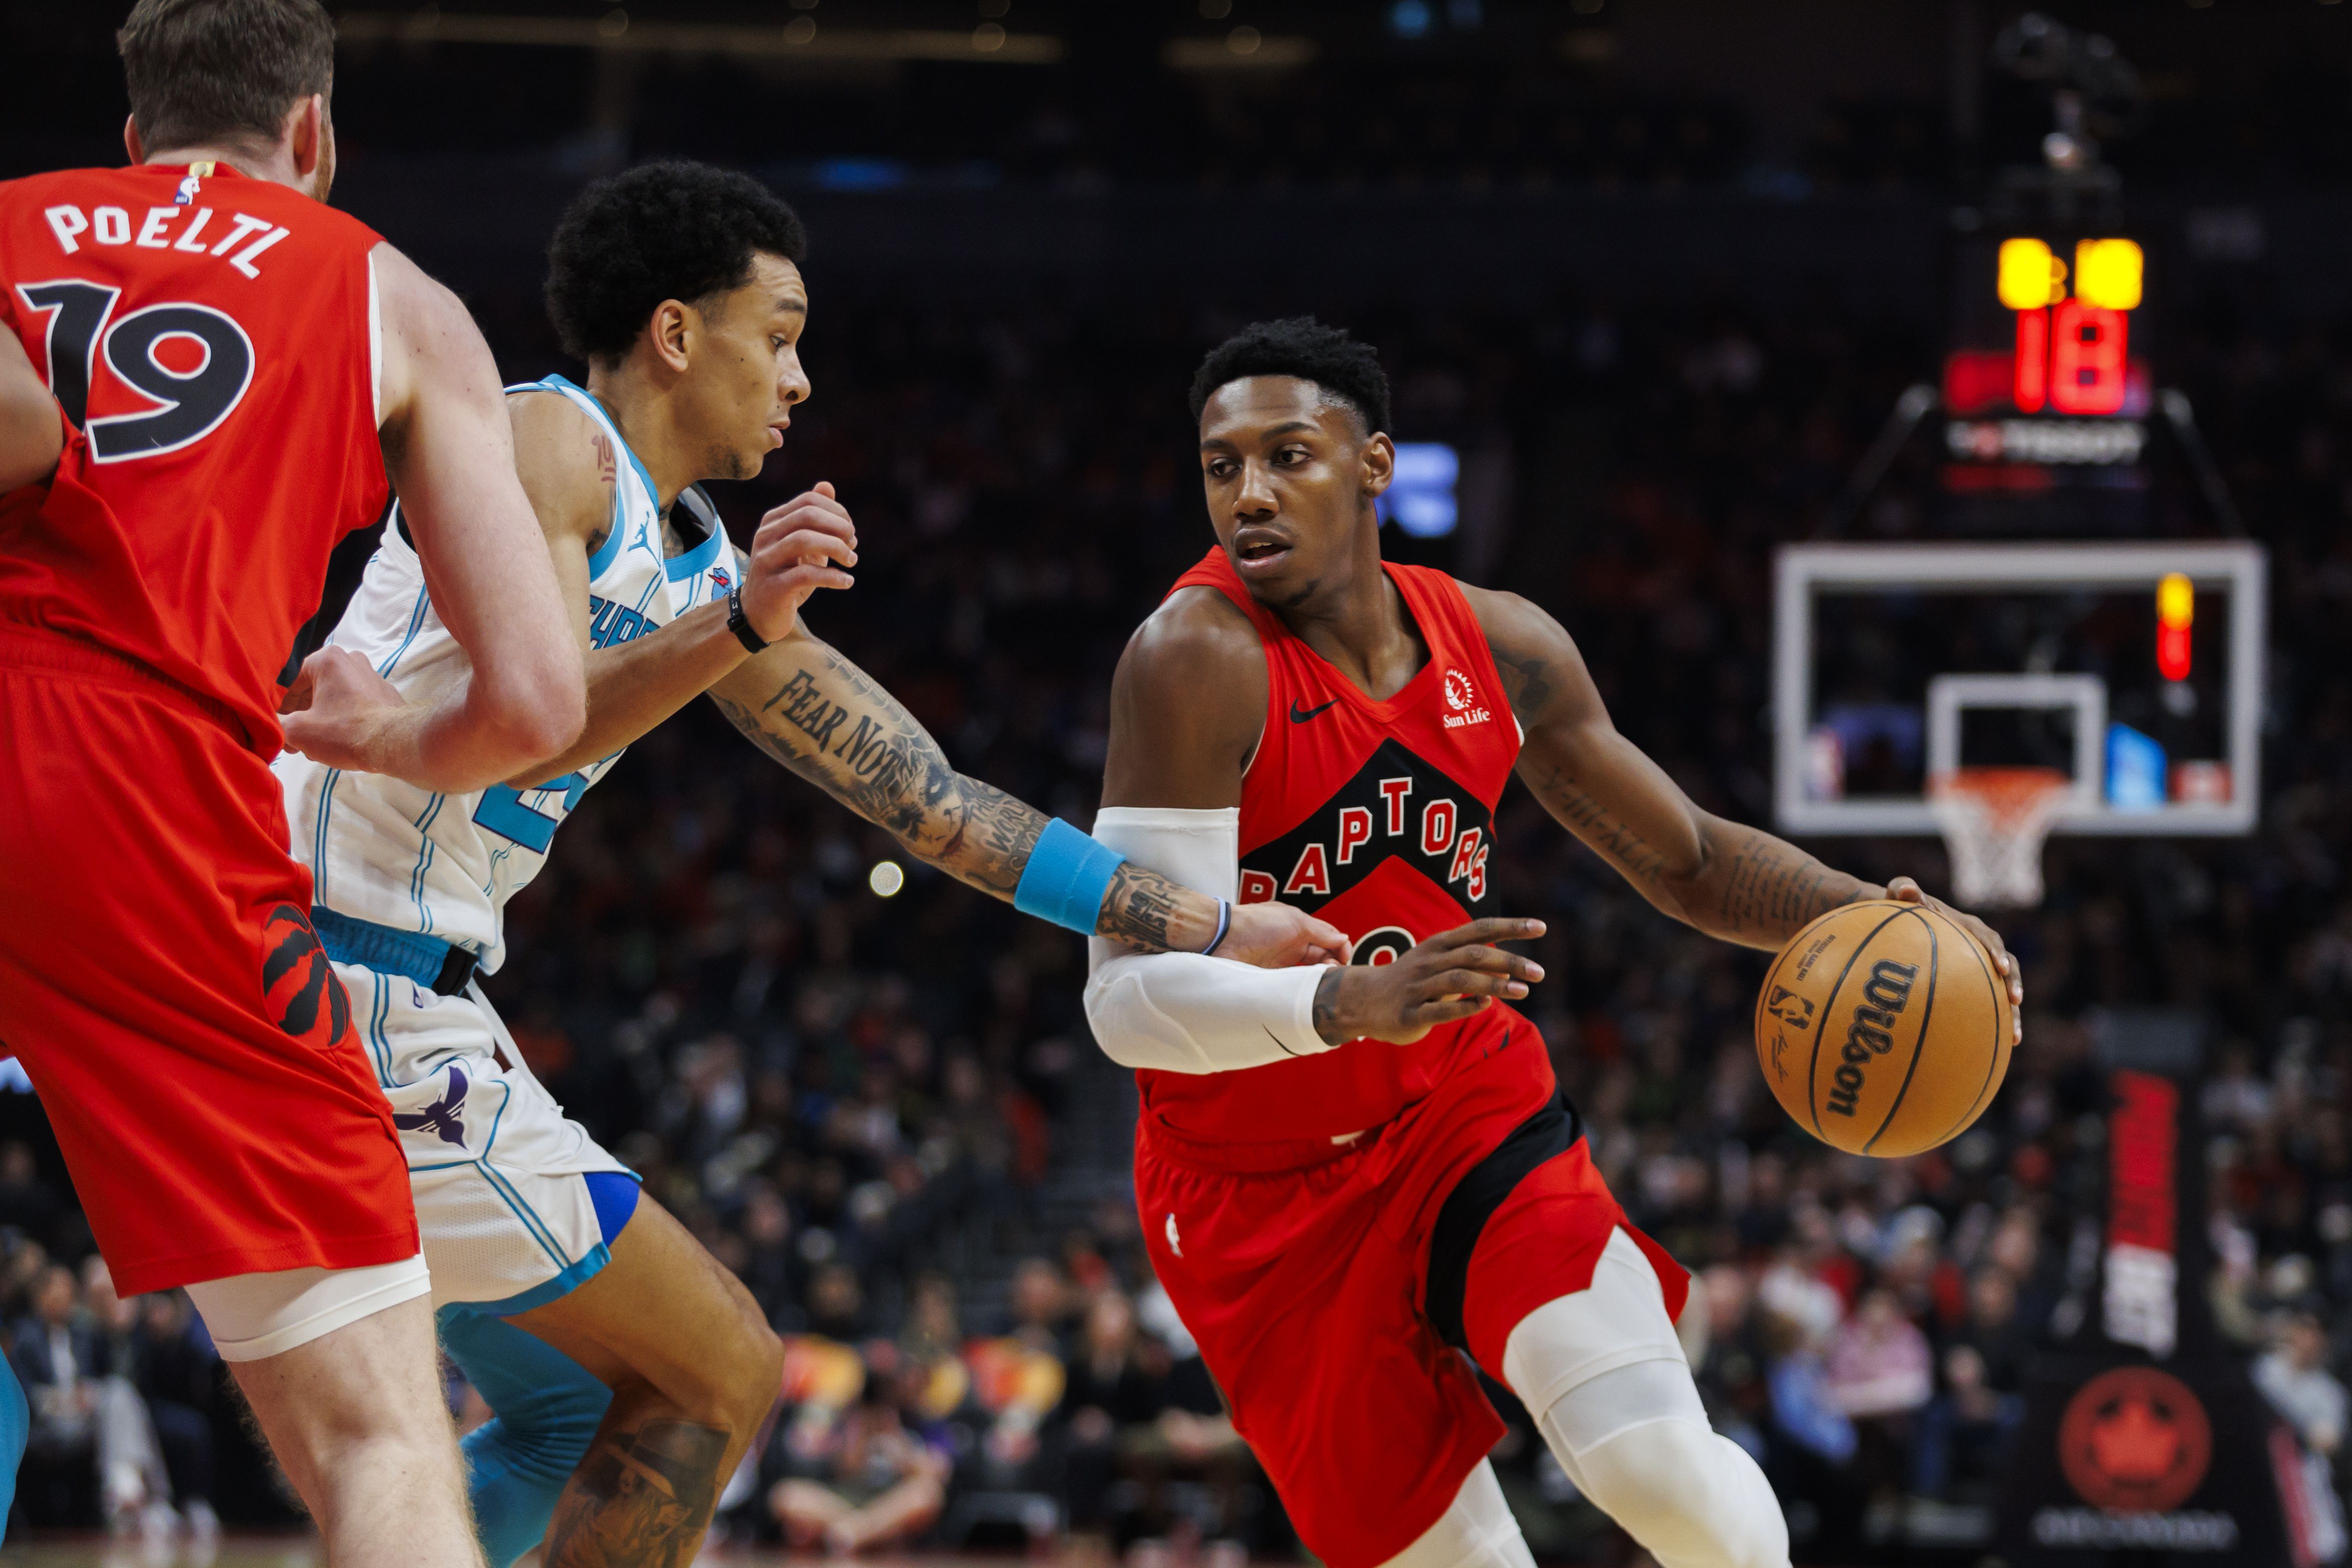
[1056,1288,1166,1532]
[899,1274,963,1366]
[1003,1257,1074,1353]
[805,1264,869,1343]
[2256,1303,2348,1459]
[1826,1285,1934,1501]
[126,1290,220,1542]
[739,1182,802,1325]
[770,1373,952,1553]
[1762,1308,1865,1564]
[10,1261,168,1531]
[1913,1267,2028,1498]
[0,1144,61,1251]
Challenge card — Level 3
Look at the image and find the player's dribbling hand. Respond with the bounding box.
[1312,918,1547,1047]
[279,646,410,770]
[742,480,858,641]
[1217,902,1352,969]
[1886,876,2025,1045]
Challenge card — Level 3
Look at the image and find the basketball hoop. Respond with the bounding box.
[1929,766,2075,909]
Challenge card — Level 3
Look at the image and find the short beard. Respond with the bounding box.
[702,440,757,483]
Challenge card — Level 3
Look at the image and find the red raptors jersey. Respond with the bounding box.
[1139,547,1554,1144]
[0,164,388,751]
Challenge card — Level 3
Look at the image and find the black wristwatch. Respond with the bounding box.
[726,587,769,654]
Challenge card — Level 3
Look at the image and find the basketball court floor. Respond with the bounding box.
[0,1543,1161,1567]
[0,1541,988,1566]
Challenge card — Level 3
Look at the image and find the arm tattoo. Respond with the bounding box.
[1101,861,1187,950]
[543,1416,726,1568]
[713,652,969,860]
[717,646,1202,947]
[1313,969,1344,1047]
[583,425,616,558]
[1712,828,1849,940]
[1529,764,1671,885]
[1491,649,1554,719]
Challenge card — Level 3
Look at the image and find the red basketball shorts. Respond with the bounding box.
[0,631,416,1295]
[1135,1028,1687,1568]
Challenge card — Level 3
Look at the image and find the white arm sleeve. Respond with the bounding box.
[1083,807,1330,1074]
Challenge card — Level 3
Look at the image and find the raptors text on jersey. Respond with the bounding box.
[1136,548,1553,1145]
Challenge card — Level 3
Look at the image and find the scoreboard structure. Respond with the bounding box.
[1938,227,2161,532]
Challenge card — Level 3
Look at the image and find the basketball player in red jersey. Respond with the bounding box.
[1087,319,2022,1568]
[0,3,586,1562]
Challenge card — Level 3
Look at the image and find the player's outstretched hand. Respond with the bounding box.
[1217,902,1352,969]
[279,646,409,771]
[1312,918,1547,1047]
[743,480,858,641]
[1886,876,2024,1045]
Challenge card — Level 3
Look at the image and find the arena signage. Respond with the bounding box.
[1999,1061,2319,1566]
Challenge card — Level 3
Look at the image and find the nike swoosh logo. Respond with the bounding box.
[1290,698,1340,723]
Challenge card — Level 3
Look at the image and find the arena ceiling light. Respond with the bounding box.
[335,10,1066,64]
[1162,30,1321,70]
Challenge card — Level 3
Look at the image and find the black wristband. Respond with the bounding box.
[726,587,769,654]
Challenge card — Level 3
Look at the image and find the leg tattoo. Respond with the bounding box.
[542,1418,728,1568]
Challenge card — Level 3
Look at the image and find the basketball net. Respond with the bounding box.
[1928,765,2073,909]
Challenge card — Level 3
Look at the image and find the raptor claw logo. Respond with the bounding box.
[393,1064,471,1148]
[260,905,348,1047]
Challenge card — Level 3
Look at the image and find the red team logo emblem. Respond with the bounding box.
[259,905,351,1049]
[2057,1366,2213,1512]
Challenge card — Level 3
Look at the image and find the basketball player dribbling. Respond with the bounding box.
[278,163,1353,1567]
[1086,319,2026,1568]
[0,2,590,1563]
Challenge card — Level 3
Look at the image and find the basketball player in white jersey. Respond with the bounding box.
[276,162,1361,1567]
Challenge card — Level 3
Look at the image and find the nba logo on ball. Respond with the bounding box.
[1753,901,2015,1156]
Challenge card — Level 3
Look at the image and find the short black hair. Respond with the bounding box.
[545,161,810,365]
[119,0,336,156]
[1188,316,1391,435]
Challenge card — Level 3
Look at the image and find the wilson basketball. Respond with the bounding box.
[1754,901,2014,1157]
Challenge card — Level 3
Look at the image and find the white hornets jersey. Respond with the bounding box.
[278,375,739,974]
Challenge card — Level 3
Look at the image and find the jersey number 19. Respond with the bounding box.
[16,280,254,462]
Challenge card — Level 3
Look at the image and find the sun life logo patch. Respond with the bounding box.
[1441,668,1491,729]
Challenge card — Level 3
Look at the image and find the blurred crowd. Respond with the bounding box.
[0,1168,224,1543]
[1,269,2350,1559]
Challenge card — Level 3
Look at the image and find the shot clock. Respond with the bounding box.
[1939,227,2159,532]
[1996,236,2141,416]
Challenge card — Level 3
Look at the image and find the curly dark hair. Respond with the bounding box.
[1187,316,1391,435]
[545,161,809,365]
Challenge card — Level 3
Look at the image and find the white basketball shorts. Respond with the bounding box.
[334,961,635,1312]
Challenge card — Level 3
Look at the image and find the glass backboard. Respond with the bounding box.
[1773,542,2265,838]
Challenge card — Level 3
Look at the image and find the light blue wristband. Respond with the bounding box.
[1014,817,1127,936]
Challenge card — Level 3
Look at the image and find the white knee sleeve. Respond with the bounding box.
[1547,1403,1788,1568]
[1377,1461,1536,1568]
[1496,1228,1787,1568]
[185,1253,431,1362]
[1501,1229,1688,1415]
